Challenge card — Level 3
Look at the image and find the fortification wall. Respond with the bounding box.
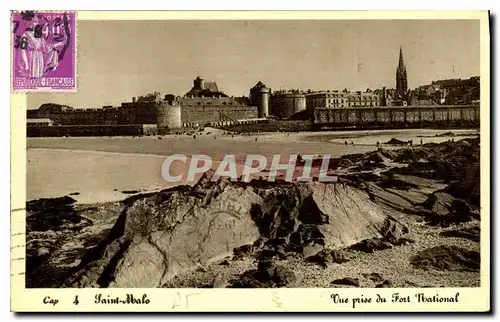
[313,105,479,128]
[31,110,119,125]
[27,125,146,137]
[181,105,258,124]
[118,102,157,124]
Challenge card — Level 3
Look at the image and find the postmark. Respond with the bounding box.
[11,10,77,92]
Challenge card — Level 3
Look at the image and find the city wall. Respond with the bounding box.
[181,105,258,123]
[27,124,148,137]
[30,101,258,128]
[313,105,480,128]
[29,109,119,125]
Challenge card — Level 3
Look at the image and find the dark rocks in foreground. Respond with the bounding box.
[24,137,481,288]
[348,216,412,253]
[410,245,480,272]
[440,226,480,242]
[306,248,349,268]
[229,261,298,288]
[415,191,480,227]
[331,277,360,287]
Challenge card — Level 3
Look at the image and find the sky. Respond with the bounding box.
[27,19,480,109]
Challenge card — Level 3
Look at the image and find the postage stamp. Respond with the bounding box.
[11,10,77,92]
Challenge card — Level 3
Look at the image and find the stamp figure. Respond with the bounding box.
[11,10,76,91]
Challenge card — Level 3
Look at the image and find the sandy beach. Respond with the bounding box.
[27,128,479,204]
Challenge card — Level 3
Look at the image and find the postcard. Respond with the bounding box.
[10,10,490,312]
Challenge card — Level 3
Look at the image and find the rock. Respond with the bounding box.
[26,196,77,213]
[308,183,394,249]
[256,260,276,282]
[444,162,480,206]
[37,247,51,257]
[252,237,267,250]
[410,245,480,272]
[363,272,384,284]
[440,226,480,242]
[379,216,409,243]
[349,238,393,253]
[307,248,349,268]
[71,176,263,288]
[273,265,297,287]
[229,270,269,288]
[393,237,415,246]
[212,274,229,288]
[302,243,323,258]
[233,244,253,257]
[376,280,392,288]
[218,259,230,266]
[422,192,456,215]
[331,277,360,287]
[385,138,408,145]
[290,225,325,247]
[257,245,288,260]
[26,196,90,232]
[403,280,421,287]
[418,192,478,226]
[330,249,349,264]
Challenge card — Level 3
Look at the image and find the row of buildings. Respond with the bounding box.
[28,47,480,129]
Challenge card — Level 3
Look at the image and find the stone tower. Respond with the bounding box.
[250,81,270,118]
[396,46,408,100]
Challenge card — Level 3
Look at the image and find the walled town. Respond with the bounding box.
[27,48,480,137]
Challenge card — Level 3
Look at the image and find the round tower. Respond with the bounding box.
[294,93,306,114]
[157,100,181,131]
[259,86,269,118]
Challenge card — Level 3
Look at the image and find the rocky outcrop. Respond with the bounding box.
[26,137,481,288]
[410,245,480,272]
[440,225,480,242]
[229,261,298,288]
[25,198,121,288]
[63,168,403,288]
[414,191,480,227]
[348,216,411,253]
[331,277,360,287]
[70,173,263,288]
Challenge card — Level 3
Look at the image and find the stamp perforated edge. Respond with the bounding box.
[10,10,78,93]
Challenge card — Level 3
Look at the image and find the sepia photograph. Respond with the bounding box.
[12,11,488,308]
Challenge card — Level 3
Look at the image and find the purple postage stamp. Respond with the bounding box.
[11,11,77,92]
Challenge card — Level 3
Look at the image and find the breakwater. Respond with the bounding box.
[312,105,480,129]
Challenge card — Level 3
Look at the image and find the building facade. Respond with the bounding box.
[306,90,379,112]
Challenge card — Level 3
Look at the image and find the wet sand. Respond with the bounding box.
[26,128,478,204]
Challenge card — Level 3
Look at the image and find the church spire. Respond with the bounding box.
[398,46,405,71]
[396,46,408,100]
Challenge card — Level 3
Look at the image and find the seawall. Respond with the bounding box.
[313,105,480,128]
